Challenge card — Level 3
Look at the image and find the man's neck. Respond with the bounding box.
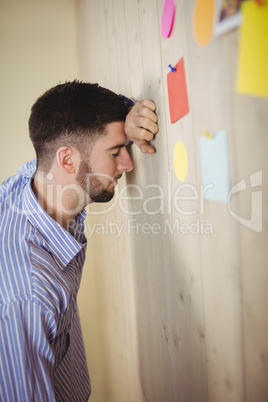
[32,171,85,231]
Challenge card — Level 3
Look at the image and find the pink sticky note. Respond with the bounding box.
[167,57,189,124]
[161,0,175,38]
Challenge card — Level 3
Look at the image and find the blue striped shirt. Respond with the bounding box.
[0,160,91,401]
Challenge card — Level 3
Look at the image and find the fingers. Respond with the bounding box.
[125,101,159,137]
[132,100,158,124]
[125,121,156,142]
[136,127,155,141]
[125,98,159,154]
[134,116,158,137]
[140,99,157,113]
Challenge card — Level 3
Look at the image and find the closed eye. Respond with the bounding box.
[107,143,126,157]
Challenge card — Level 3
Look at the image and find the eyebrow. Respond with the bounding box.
[106,143,126,151]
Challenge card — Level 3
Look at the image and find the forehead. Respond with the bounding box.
[94,121,126,150]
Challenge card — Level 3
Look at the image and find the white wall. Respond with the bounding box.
[0,0,79,182]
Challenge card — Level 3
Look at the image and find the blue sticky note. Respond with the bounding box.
[199,130,230,202]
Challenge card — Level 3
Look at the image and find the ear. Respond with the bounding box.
[56,146,78,174]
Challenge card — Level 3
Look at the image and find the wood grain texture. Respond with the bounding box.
[76,1,268,401]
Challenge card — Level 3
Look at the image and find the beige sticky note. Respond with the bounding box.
[237,2,268,98]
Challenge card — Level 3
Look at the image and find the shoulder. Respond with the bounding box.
[0,216,36,306]
[0,159,36,203]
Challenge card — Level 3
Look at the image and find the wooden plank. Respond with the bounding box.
[78,1,146,401]
[184,2,246,401]
[229,30,268,402]
[156,1,210,401]
[123,1,182,401]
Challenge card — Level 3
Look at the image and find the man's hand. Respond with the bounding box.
[125,99,159,154]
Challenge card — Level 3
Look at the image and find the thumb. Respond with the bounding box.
[135,139,156,154]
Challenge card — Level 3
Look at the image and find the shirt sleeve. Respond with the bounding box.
[119,94,135,109]
[119,95,135,145]
[0,299,56,401]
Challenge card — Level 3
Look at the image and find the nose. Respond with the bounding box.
[117,147,133,173]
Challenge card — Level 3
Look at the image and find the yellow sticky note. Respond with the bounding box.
[173,141,188,182]
[237,2,268,98]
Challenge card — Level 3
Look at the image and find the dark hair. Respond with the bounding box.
[29,80,128,171]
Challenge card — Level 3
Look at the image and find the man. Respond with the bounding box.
[0,81,158,401]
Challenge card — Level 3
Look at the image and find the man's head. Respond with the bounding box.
[29,81,133,205]
[29,80,129,172]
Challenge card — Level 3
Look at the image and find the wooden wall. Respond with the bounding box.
[76,1,268,401]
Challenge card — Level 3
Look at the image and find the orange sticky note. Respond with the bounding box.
[167,57,189,124]
[193,0,215,46]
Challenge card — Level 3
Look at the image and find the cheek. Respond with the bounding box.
[91,158,117,184]
[93,156,116,174]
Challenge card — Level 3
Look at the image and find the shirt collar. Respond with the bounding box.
[22,178,87,270]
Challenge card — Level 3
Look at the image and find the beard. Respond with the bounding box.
[77,160,115,203]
